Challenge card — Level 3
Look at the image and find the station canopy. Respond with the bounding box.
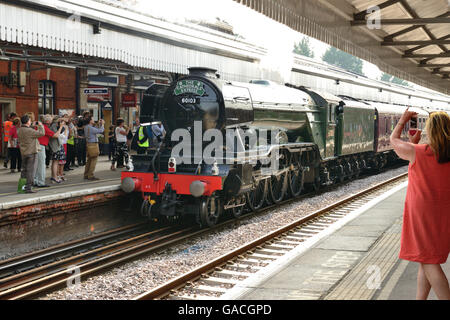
[0,0,266,81]
[233,0,450,95]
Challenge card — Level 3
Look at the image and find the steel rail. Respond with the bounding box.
[0,225,199,300]
[135,172,408,300]
[0,224,193,297]
[0,222,148,277]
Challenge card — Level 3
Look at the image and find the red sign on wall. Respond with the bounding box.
[122,93,137,108]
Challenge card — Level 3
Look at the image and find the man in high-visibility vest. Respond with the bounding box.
[3,112,16,168]
[137,124,150,155]
[64,119,76,171]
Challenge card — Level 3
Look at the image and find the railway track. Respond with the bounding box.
[0,167,407,300]
[0,222,199,299]
[135,172,408,300]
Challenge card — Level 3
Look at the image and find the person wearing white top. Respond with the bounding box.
[111,118,130,171]
[54,118,69,183]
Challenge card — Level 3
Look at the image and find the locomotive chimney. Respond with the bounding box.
[188,67,219,79]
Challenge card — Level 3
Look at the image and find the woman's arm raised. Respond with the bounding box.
[390,108,420,163]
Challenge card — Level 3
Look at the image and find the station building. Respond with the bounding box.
[0,60,76,122]
[0,59,160,157]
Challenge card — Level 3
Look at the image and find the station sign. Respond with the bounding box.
[122,93,137,108]
[84,87,111,102]
[84,88,109,95]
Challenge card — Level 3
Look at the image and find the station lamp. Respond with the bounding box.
[93,22,102,34]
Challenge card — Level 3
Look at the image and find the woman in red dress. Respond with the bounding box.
[391,109,450,300]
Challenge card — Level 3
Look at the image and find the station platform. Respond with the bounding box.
[239,184,449,300]
[0,156,134,260]
[0,156,122,209]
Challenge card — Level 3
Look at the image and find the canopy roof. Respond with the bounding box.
[233,0,450,95]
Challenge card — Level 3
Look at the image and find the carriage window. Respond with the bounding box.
[385,118,388,134]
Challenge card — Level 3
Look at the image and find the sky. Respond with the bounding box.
[129,0,384,82]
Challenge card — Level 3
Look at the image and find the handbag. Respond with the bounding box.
[127,130,133,140]
[8,138,18,148]
[48,138,60,153]
[17,178,27,194]
[87,143,100,157]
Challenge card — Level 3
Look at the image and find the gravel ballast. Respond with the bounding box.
[41,166,408,300]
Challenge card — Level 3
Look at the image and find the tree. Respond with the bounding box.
[322,47,364,76]
[294,37,315,58]
[380,73,409,86]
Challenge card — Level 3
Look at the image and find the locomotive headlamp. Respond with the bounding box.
[168,157,176,173]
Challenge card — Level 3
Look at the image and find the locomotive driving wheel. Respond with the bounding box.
[268,172,288,204]
[268,150,289,204]
[288,153,304,197]
[246,178,267,211]
[199,196,222,228]
[231,196,246,218]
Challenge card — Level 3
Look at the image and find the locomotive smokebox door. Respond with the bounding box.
[140,84,169,124]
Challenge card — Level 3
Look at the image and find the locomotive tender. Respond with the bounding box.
[121,67,428,227]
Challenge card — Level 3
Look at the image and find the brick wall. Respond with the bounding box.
[0,61,76,118]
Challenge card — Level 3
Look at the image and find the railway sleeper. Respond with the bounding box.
[246,253,278,261]
[314,220,336,226]
[201,276,239,286]
[226,263,261,272]
[302,225,325,231]
[285,233,308,239]
[274,239,302,246]
[192,284,229,294]
[308,221,334,227]
[198,280,234,290]
[289,232,314,239]
[295,229,319,235]
[254,249,285,256]
[235,258,268,266]
[212,269,249,279]
[35,259,57,267]
[263,244,293,251]
[172,294,215,300]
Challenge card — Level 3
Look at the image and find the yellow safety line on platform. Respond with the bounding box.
[0,178,119,197]
[376,259,409,300]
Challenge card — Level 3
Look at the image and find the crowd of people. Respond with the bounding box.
[2,111,165,194]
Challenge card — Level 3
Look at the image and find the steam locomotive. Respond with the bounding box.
[121,67,428,227]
